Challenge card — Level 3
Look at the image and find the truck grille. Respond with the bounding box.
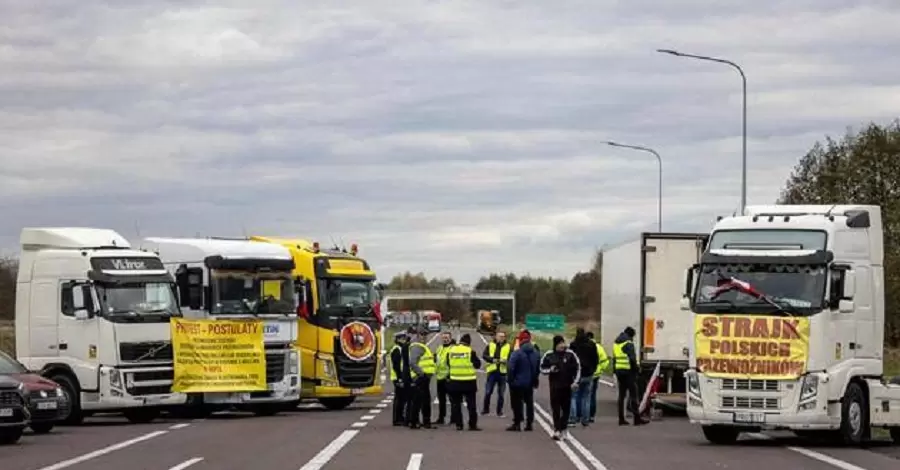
[120,341,173,362]
[126,369,174,396]
[721,396,780,410]
[0,390,23,407]
[264,344,287,384]
[333,338,377,388]
[721,378,779,392]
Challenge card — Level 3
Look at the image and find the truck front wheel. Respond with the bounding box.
[840,382,869,445]
[318,397,355,410]
[701,425,740,445]
[51,373,84,426]
[123,408,160,424]
[0,427,24,445]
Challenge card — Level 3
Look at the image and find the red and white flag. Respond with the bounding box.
[639,362,662,416]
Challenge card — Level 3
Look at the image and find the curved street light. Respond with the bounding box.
[657,48,747,215]
[605,141,663,232]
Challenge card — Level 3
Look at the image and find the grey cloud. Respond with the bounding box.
[1,1,899,282]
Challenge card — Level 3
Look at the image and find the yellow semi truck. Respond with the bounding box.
[250,237,384,410]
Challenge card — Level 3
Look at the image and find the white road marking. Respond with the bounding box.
[406,453,423,470]
[533,409,590,470]
[745,433,868,470]
[433,398,439,404]
[298,430,359,470]
[169,457,204,470]
[351,421,368,428]
[535,405,609,470]
[370,408,383,414]
[169,423,191,430]
[375,403,388,408]
[36,430,169,470]
[361,414,375,420]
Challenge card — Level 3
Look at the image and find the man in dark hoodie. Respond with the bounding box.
[505,330,540,431]
[568,327,599,426]
[540,335,580,440]
[613,326,648,426]
[389,331,412,426]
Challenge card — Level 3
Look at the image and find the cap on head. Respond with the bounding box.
[552,335,565,347]
[624,326,636,338]
[460,333,472,345]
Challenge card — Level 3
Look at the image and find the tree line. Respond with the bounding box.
[0,119,898,345]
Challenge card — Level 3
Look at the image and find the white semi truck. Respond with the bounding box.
[682,205,900,445]
[15,227,186,424]
[140,237,300,416]
[601,232,709,407]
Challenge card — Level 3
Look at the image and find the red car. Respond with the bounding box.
[0,351,68,434]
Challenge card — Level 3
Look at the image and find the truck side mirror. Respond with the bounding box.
[842,271,856,298]
[680,297,691,311]
[74,308,91,320]
[294,278,307,306]
[838,299,855,313]
[80,284,97,318]
[175,265,205,310]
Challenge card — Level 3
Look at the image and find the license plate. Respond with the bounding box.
[37,401,58,410]
[733,412,765,424]
[351,388,364,395]
[0,408,12,417]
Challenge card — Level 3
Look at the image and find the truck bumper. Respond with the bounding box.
[84,365,187,410]
[203,374,301,405]
[304,384,383,399]
[687,402,840,430]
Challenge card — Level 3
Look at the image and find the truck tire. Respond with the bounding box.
[890,428,899,445]
[839,382,869,445]
[123,408,160,424]
[0,426,24,445]
[701,425,739,445]
[318,397,355,410]
[30,422,55,434]
[51,373,84,426]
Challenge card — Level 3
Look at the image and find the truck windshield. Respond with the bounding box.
[694,263,827,314]
[96,282,180,321]
[317,278,376,310]
[210,271,294,315]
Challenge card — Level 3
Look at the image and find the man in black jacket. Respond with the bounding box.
[568,327,599,426]
[389,332,412,426]
[613,327,648,426]
[540,335,580,440]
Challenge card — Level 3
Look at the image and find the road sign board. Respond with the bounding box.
[525,313,565,332]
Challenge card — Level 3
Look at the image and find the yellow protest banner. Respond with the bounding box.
[694,314,810,380]
[171,318,267,393]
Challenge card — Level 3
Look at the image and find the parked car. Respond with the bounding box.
[0,351,67,434]
[0,376,27,444]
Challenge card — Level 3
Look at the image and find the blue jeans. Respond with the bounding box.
[589,377,599,419]
[569,377,593,424]
[482,371,506,414]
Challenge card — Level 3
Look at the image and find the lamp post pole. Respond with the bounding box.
[605,141,663,232]
[657,49,747,215]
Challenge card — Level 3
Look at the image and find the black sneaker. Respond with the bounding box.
[505,423,520,432]
[524,423,533,431]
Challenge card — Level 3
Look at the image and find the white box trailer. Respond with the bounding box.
[601,232,708,402]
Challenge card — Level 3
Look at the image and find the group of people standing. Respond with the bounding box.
[389,324,648,440]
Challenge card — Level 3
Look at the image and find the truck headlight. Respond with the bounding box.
[108,369,122,388]
[687,371,701,398]
[799,374,818,403]
[289,351,299,375]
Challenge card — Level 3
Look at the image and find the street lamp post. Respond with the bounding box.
[605,141,663,232]
[657,49,747,215]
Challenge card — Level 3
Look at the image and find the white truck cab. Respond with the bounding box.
[140,237,300,415]
[682,205,900,445]
[15,227,186,425]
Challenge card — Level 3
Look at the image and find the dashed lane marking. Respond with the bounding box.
[36,430,169,470]
[746,433,868,470]
[168,457,204,470]
[169,423,191,430]
[361,414,376,420]
[406,453,423,470]
[298,430,359,470]
[376,403,388,408]
[351,421,368,428]
[370,409,383,414]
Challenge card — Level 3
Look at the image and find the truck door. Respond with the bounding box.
[28,279,61,359]
[57,280,101,375]
[641,235,705,363]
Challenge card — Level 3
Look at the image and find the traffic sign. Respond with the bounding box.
[525,313,565,332]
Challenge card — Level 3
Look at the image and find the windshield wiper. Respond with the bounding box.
[711,273,796,317]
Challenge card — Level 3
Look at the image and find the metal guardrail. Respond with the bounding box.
[381,289,516,299]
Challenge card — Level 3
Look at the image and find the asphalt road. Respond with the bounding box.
[1,329,897,470]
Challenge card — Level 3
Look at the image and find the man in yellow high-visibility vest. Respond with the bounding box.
[586,331,609,423]
[443,333,482,431]
[613,327,647,426]
[433,331,456,425]
[481,331,511,417]
[408,328,437,429]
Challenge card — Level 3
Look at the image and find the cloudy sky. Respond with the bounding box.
[2,0,899,283]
